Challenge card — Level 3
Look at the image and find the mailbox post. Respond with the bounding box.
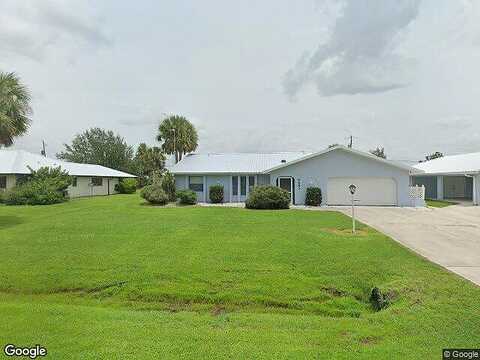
[349,184,357,234]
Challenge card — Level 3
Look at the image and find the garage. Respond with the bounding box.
[327,177,397,206]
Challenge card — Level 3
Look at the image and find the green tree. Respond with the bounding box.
[157,115,198,163]
[57,128,134,172]
[134,143,165,186]
[369,146,387,159]
[425,151,443,161]
[0,72,32,147]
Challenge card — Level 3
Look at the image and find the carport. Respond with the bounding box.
[413,153,480,206]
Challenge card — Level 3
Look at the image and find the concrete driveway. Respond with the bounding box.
[340,205,480,286]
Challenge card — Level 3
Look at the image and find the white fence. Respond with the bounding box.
[409,185,425,207]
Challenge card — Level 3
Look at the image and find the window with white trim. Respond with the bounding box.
[189,176,203,192]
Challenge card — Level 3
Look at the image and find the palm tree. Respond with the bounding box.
[157,115,198,163]
[0,72,32,147]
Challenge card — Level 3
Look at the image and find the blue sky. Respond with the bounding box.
[1,0,480,161]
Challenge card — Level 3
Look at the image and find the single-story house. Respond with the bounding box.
[170,145,423,206]
[412,152,480,205]
[0,150,136,197]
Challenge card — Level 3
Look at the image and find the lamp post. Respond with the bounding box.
[349,184,357,234]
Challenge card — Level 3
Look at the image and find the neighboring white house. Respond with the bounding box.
[170,145,423,206]
[0,150,136,198]
[412,152,480,205]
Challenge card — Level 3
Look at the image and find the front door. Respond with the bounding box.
[278,177,293,203]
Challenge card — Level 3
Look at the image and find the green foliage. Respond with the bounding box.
[425,151,444,161]
[0,72,32,147]
[245,185,290,209]
[57,128,135,173]
[115,178,137,194]
[305,187,322,206]
[140,183,169,205]
[134,143,165,186]
[209,184,224,203]
[157,115,198,163]
[369,146,387,159]
[160,171,176,201]
[369,287,390,311]
[177,189,197,205]
[4,166,71,205]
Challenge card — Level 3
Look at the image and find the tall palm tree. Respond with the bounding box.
[157,115,198,163]
[0,72,32,147]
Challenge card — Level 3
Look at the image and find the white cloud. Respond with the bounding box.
[284,0,421,98]
[0,0,110,61]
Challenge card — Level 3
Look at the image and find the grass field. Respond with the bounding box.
[426,199,458,208]
[0,194,479,359]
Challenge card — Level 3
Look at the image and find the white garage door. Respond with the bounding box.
[327,177,397,206]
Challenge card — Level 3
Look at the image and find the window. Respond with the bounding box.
[189,176,203,192]
[0,176,6,189]
[72,177,77,187]
[248,176,255,193]
[240,176,246,196]
[232,176,238,196]
[91,177,103,186]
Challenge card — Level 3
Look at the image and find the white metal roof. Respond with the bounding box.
[170,145,419,174]
[169,152,310,174]
[0,150,136,178]
[413,152,480,175]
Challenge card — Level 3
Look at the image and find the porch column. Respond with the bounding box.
[437,175,444,200]
[473,175,478,206]
[229,176,233,203]
[203,176,207,202]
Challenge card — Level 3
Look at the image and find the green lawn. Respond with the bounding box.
[0,195,478,359]
[426,199,458,208]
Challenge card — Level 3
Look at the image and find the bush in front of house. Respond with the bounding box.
[305,187,322,206]
[4,166,71,205]
[160,171,176,202]
[245,185,290,209]
[209,184,224,203]
[115,178,137,194]
[177,189,197,205]
[140,183,169,205]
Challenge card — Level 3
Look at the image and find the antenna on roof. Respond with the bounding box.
[41,140,46,157]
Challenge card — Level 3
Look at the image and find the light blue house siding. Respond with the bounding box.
[175,174,270,203]
[268,150,412,206]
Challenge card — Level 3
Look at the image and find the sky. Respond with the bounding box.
[1,0,480,162]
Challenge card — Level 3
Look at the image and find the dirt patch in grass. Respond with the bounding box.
[359,336,381,346]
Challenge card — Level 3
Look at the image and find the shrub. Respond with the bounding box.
[160,172,176,202]
[177,189,197,205]
[209,184,224,203]
[305,187,322,206]
[245,185,290,209]
[369,287,390,311]
[140,183,169,205]
[4,166,71,205]
[115,178,137,194]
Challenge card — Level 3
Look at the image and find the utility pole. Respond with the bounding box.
[41,140,46,157]
[348,135,353,148]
